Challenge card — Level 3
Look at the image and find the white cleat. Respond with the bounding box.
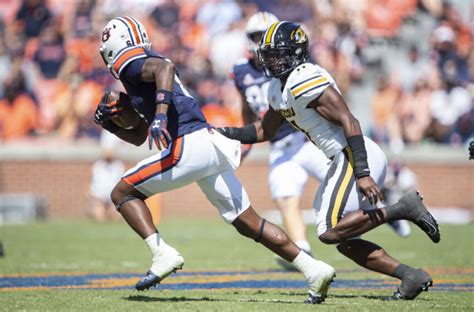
[136,246,184,291]
[304,260,336,304]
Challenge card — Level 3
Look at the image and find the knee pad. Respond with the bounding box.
[254,218,266,243]
[115,195,140,211]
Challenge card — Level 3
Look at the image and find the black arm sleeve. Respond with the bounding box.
[347,135,370,179]
[217,124,258,144]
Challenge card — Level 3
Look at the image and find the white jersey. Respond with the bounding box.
[268,63,347,158]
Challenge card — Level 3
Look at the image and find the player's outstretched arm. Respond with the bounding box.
[217,107,283,144]
[308,86,383,204]
[141,57,175,150]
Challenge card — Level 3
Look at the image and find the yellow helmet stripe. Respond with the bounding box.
[264,22,280,45]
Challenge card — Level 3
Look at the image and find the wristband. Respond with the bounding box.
[156,89,173,105]
[347,135,370,179]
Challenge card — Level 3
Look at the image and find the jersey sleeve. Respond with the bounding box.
[120,57,146,85]
[114,46,147,81]
[288,64,332,106]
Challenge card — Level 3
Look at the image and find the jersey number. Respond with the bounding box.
[289,120,316,145]
[245,82,269,115]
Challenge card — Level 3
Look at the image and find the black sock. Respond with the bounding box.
[392,263,415,280]
[384,202,404,221]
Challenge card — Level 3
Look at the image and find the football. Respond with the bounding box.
[106,91,141,129]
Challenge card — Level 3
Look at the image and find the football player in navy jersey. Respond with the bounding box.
[93,16,335,304]
[231,12,330,270]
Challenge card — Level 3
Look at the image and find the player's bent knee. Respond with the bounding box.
[319,230,342,245]
[110,184,124,206]
[110,179,145,211]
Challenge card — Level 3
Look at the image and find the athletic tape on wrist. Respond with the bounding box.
[347,135,370,178]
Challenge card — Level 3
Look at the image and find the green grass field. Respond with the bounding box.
[1,218,473,311]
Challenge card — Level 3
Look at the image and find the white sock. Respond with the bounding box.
[144,232,169,259]
[295,240,312,253]
[292,250,317,276]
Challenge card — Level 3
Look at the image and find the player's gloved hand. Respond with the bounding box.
[356,176,383,205]
[94,91,121,133]
[469,140,474,160]
[148,113,172,150]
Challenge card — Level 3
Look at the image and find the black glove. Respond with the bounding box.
[469,140,474,160]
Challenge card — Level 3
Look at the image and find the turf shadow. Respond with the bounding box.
[123,295,221,303]
[330,294,432,302]
[123,295,303,305]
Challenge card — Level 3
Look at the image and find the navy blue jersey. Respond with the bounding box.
[116,47,208,140]
[232,58,296,143]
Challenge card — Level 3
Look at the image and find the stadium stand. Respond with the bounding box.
[0,0,471,220]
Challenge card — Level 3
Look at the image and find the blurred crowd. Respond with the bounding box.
[0,0,472,151]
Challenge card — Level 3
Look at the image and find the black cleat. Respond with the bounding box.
[397,191,441,243]
[390,269,433,300]
[135,265,182,291]
[135,270,163,291]
[304,293,325,304]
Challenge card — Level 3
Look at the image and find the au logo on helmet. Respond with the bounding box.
[102,27,111,42]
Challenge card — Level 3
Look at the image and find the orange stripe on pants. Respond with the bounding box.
[123,137,184,186]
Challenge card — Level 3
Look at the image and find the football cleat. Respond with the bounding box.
[304,260,336,304]
[135,248,184,291]
[397,191,440,243]
[390,269,433,300]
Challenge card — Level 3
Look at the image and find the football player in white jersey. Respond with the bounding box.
[218,21,441,300]
[232,12,329,269]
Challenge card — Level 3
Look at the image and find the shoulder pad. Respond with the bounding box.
[287,63,330,100]
[113,46,147,77]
